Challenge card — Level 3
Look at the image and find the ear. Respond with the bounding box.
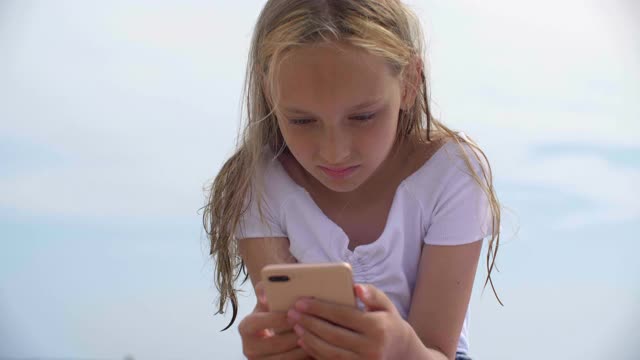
[400,56,423,111]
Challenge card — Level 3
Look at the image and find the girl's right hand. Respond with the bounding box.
[238,282,310,360]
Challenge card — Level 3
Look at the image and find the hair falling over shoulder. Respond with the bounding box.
[203,0,503,330]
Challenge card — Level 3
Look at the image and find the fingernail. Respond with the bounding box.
[359,285,370,299]
[294,324,304,336]
[256,288,267,303]
[295,299,309,311]
[288,309,301,322]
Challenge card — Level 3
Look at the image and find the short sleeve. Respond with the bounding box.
[235,187,287,240]
[423,147,494,246]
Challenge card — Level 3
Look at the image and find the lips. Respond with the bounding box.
[319,165,360,179]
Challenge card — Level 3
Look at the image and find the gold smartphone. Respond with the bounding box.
[260,262,357,312]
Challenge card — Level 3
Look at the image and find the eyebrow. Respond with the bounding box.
[282,98,383,115]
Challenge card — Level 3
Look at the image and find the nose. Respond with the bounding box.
[319,126,351,165]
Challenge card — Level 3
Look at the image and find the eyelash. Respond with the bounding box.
[290,113,376,125]
[290,118,315,125]
[352,113,376,121]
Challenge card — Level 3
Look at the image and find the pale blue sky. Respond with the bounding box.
[1,1,639,359]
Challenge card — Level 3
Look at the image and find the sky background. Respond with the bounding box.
[1,0,639,359]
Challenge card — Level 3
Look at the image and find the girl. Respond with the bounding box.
[204,1,502,359]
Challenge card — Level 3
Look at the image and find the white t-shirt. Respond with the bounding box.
[236,139,493,354]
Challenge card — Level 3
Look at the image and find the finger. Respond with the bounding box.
[295,324,358,360]
[255,282,269,312]
[273,328,295,336]
[238,312,293,337]
[260,346,308,360]
[293,297,369,333]
[256,317,294,337]
[290,309,367,352]
[244,331,299,358]
[355,284,397,313]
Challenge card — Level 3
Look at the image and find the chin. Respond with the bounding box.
[315,174,365,193]
[323,182,361,193]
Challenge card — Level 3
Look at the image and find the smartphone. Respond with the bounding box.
[260,262,357,312]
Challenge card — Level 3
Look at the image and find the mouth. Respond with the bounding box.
[318,165,360,179]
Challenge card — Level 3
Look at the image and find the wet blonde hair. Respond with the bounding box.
[203,0,502,330]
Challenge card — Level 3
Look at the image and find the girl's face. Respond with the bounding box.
[275,43,409,193]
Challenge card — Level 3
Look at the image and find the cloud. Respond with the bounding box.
[0,1,251,219]
[502,149,640,228]
[423,0,640,146]
[449,124,640,229]
[1,0,637,225]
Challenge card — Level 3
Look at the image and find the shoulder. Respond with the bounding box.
[236,149,302,239]
[406,133,495,245]
[252,148,303,209]
[403,133,491,202]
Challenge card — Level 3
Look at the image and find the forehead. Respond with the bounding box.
[275,43,400,111]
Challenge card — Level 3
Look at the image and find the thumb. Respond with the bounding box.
[355,284,396,313]
[254,282,269,312]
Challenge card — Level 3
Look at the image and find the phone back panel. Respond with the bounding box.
[261,263,356,312]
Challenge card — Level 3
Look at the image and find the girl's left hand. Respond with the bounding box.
[287,284,413,360]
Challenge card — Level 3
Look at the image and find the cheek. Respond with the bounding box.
[361,114,398,151]
[279,123,314,157]
[277,119,296,145]
[366,119,398,166]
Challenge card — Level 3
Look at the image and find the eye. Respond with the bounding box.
[350,112,376,121]
[289,118,315,125]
